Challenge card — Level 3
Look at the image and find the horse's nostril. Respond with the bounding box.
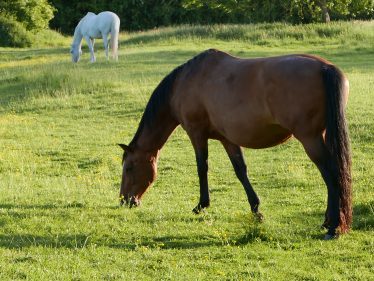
[119,194,132,207]
[129,196,140,208]
[119,196,125,206]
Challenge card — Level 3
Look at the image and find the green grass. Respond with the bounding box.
[0,22,373,280]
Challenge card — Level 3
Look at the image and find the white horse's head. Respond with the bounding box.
[70,44,82,63]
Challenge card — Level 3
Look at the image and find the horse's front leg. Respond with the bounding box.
[189,134,209,214]
[85,36,96,62]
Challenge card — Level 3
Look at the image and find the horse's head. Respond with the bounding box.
[70,44,82,63]
[118,144,158,207]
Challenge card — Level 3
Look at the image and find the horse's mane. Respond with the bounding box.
[129,49,216,147]
[74,12,96,35]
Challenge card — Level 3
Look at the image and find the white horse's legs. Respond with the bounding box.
[85,36,96,63]
[103,35,109,60]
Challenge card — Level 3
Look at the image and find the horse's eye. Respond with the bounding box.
[126,166,133,172]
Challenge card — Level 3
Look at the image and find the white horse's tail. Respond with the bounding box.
[110,17,120,61]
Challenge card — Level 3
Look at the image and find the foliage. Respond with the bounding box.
[49,0,374,33]
[0,22,373,280]
[50,0,188,33]
[0,0,55,47]
[183,0,362,23]
[0,0,55,31]
[0,13,32,47]
[349,0,374,19]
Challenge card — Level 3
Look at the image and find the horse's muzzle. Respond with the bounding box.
[119,195,140,208]
[129,196,140,208]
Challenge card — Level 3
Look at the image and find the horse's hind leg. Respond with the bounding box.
[221,139,262,219]
[299,135,340,239]
[103,35,109,60]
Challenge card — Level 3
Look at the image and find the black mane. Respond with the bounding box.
[129,49,216,147]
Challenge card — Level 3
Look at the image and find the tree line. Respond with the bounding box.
[1,0,373,47]
[50,0,374,33]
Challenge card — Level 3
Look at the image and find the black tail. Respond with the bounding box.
[322,64,352,233]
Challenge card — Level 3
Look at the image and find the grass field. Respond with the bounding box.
[0,22,373,280]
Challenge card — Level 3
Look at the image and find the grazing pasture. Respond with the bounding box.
[0,22,373,280]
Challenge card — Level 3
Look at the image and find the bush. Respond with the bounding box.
[0,14,33,47]
[349,0,374,19]
[0,0,55,31]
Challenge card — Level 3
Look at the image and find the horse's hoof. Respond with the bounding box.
[192,202,209,214]
[323,233,339,240]
[119,199,125,207]
[321,223,329,230]
[254,212,264,222]
[192,206,202,214]
[321,219,330,229]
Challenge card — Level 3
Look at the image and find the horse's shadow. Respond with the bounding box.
[0,202,266,250]
[300,201,374,237]
[0,201,371,250]
[351,201,374,230]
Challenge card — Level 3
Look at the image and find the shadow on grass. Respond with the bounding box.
[0,204,269,250]
[0,233,94,249]
[352,201,374,230]
[110,234,224,250]
[300,201,374,235]
[0,232,230,250]
[0,228,269,250]
[1,202,370,249]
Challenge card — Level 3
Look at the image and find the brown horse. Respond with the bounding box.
[118,49,352,239]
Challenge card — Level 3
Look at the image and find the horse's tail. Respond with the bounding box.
[322,64,352,233]
[110,17,120,61]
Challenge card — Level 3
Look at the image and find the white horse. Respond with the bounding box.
[71,11,120,63]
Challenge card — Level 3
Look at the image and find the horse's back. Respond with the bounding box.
[79,11,120,37]
[97,11,120,21]
[172,50,347,148]
[97,12,120,33]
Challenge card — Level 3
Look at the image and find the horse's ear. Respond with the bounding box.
[118,143,131,152]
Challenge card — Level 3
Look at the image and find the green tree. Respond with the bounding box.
[182,0,361,23]
[46,0,374,34]
[0,0,55,31]
[349,0,374,19]
[0,14,32,47]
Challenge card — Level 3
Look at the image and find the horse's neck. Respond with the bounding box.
[72,26,83,46]
[133,112,178,154]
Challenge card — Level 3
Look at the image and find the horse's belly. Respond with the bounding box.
[219,122,292,149]
[89,31,102,38]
